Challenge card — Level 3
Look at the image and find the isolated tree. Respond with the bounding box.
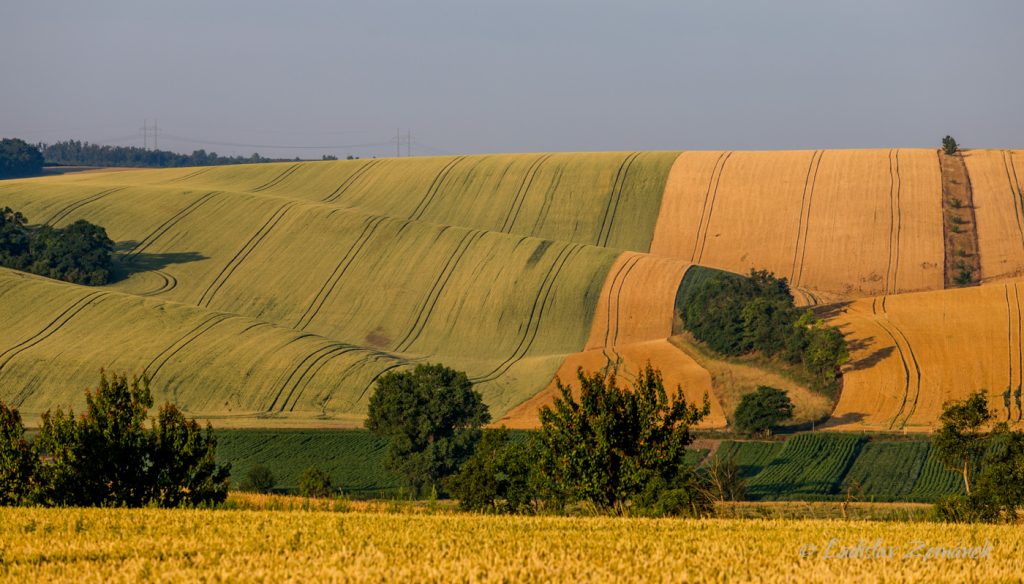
[446,428,535,513]
[298,466,334,498]
[537,363,711,513]
[803,324,849,392]
[365,363,490,496]
[245,464,277,493]
[0,403,38,505]
[150,404,231,507]
[733,386,794,436]
[934,391,993,495]
[942,135,960,156]
[0,138,44,179]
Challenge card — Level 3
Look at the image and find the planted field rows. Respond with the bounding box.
[714,435,962,502]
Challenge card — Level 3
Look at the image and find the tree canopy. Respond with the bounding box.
[0,207,114,285]
[733,386,795,436]
[365,363,490,496]
[537,363,712,515]
[0,138,44,179]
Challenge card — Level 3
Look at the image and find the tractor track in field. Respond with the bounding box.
[595,152,641,248]
[124,191,221,260]
[1005,284,1024,415]
[408,156,466,221]
[322,160,382,203]
[471,242,584,384]
[270,343,360,412]
[139,270,178,296]
[393,229,486,353]
[873,297,922,429]
[530,165,564,235]
[44,187,125,226]
[598,254,643,377]
[501,154,553,233]
[164,167,214,184]
[690,152,732,263]
[295,215,388,330]
[885,149,903,295]
[0,291,108,373]
[791,150,823,286]
[1003,151,1024,251]
[143,313,235,382]
[251,164,302,193]
[197,201,297,308]
[285,346,370,412]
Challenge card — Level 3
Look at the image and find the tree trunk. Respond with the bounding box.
[963,459,971,495]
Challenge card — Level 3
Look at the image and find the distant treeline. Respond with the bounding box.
[39,140,276,168]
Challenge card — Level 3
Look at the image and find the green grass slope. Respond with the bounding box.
[0,153,683,425]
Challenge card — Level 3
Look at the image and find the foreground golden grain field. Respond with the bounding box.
[0,508,1019,583]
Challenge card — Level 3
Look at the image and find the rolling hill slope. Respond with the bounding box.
[2,149,1023,431]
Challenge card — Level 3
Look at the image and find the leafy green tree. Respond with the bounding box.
[537,363,710,513]
[934,391,993,495]
[0,403,38,505]
[298,466,334,498]
[803,324,849,393]
[973,428,1024,521]
[245,464,277,493]
[0,138,44,179]
[446,428,536,514]
[365,364,490,496]
[151,404,231,507]
[942,135,959,156]
[733,386,794,436]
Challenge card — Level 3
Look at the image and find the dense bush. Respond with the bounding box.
[0,138,44,179]
[733,386,794,436]
[365,363,490,496]
[678,269,848,393]
[0,207,114,284]
[446,428,536,513]
[244,464,277,493]
[0,371,230,507]
[298,466,335,498]
[536,364,713,516]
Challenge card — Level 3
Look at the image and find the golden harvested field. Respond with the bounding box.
[1,507,1021,583]
[826,283,1024,432]
[650,149,944,301]
[963,149,1024,283]
[502,253,726,428]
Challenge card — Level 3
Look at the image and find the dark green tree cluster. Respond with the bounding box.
[679,269,848,393]
[0,371,230,507]
[0,207,114,285]
[942,135,959,156]
[366,363,717,517]
[933,391,1024,523]
[733,386,795,436]
[39,140,273,168]
[0,138,44,179]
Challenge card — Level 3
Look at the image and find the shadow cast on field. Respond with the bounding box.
[112,246,207,282]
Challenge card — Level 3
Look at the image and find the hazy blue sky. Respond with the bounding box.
[2,0,1021,159]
